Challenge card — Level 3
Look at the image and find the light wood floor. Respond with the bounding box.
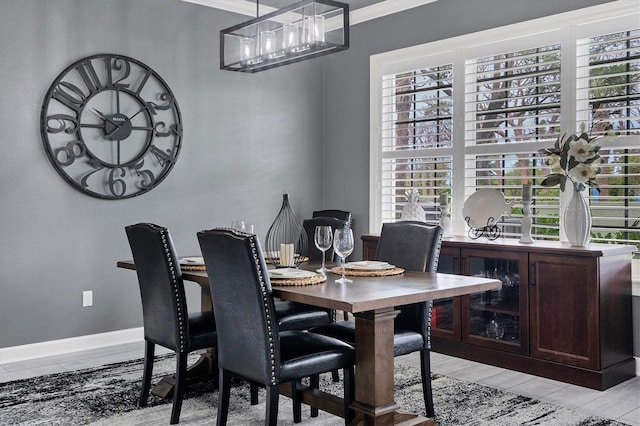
[1,342,638,425]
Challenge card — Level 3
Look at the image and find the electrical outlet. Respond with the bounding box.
[82,290,93,307]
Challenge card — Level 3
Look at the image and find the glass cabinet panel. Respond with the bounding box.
[462,250,528,354]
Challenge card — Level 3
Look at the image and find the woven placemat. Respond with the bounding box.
[180,264,206,271]
[270,273,327,286]
[330,266,405,277]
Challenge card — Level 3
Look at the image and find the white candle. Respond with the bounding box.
[523,183,532,201]
[279,243,295,267]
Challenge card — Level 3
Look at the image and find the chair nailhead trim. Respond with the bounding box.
[153,225,187,352]
[248,235,277,385]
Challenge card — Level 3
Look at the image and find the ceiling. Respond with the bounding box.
[181,0,437,25]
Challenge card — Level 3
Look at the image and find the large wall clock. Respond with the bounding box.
[40,54,183,199]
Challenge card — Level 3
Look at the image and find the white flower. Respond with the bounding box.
[569,163,597,183]
[539,126,601,191]
[568,138,595,162]
[547,154,563,174]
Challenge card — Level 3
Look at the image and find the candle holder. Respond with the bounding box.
[265,193,308,267]
[519,199,534,244]
[439,197,453,238]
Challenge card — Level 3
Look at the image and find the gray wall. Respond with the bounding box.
[0,0,325,348]
[2,0,634,356]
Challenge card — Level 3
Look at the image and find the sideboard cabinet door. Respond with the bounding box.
[529,254,599,369]
[460,248,529,354]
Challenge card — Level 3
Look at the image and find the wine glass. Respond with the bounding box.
[333,227,354,284]
[231,220,245,232]
[314,226,333,273]
[486,313,505,340]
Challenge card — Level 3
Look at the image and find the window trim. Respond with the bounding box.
[369,0,640,235]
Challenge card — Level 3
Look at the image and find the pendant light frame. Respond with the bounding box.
[220,0,349,73]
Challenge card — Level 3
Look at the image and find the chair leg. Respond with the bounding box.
[217,369,231,426]
[292,381,302,423]
[250,381,259,405]
[342,366,355,425]
[139,341,155,408]
[420,349,435,418]
[310,375,320,418]
[170,352,188,424]
[265,385,280,426]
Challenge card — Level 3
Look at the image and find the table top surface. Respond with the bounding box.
[117,260,500,313]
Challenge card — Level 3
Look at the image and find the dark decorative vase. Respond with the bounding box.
[265,194,308,267]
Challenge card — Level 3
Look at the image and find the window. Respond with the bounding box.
[577,28,640,246]
[370,1,640,250]
[380,65,453,223]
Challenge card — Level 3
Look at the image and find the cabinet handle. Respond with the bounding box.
[529,263,535,286]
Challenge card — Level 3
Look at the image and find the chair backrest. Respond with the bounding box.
[197,228,281,386]
[125,223,189,352]
[375,221,442,273]
[302,216,348,261]
[312,209,352,226]
[375,221,443,337]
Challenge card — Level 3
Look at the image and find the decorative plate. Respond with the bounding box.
[179,257,204,265]
[268,268,317,280]
[344,261,396,271]
[462,189,511,229]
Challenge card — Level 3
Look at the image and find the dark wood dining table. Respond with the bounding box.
[118,260,501,425]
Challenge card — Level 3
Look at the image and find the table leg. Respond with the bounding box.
[350,308,400,425]
[349,308,436,426]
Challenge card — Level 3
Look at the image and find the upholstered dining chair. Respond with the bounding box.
[253,220,340,404]
[310,221,443,418]
[312,209,352,227]
[197,228,355,426]
[125,223,217,425]
[302,216,347,262]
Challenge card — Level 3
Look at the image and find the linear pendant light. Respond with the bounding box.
[220,0,349,73]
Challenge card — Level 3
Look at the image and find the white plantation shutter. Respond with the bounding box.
[576,27,640,246]
[464,43,563,239]
[380,65,454,224]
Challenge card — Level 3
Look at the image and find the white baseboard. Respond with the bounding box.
[0,327,144,365]
[1,328,639,379]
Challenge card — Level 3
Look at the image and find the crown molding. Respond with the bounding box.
[180,0,437,24]
[350,0,437,25]
[180,0,277,17]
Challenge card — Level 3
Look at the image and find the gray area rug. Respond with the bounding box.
[0,354,624,425]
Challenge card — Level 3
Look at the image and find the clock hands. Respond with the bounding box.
[92,108,120,128]
[104,106,149,138]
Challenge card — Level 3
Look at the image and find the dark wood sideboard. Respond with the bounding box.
[362,235,636,390]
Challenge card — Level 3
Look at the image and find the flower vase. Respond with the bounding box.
[563,184,592,247]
